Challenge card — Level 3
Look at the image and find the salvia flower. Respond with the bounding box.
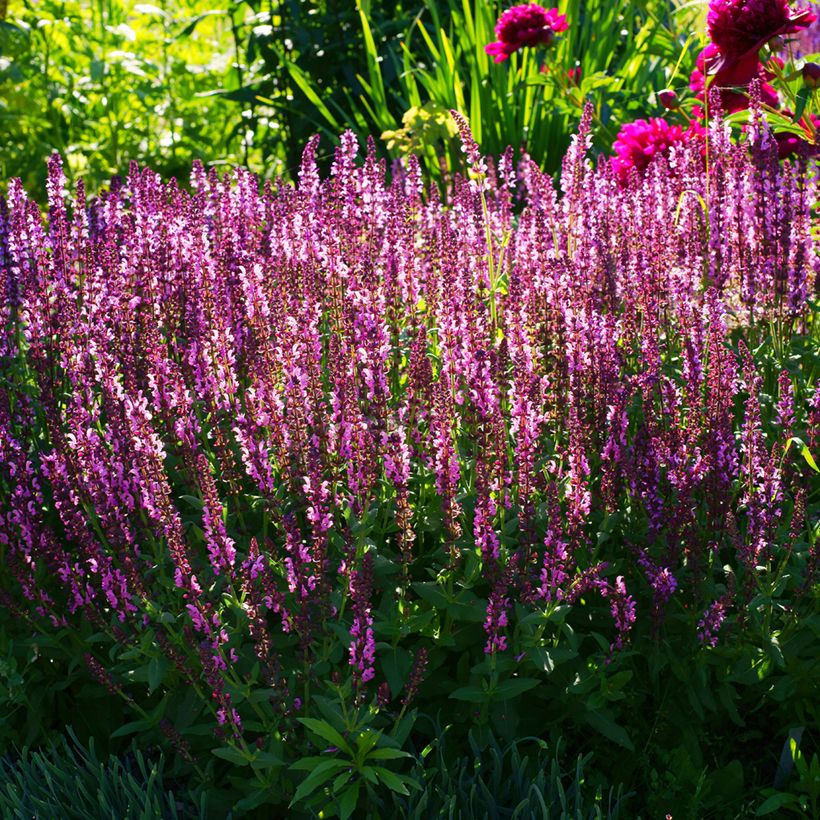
[450,109,488,190]
[707,0,817,73]
[698,598,728,647]
[485,3,568,63]
[401,647,429,707]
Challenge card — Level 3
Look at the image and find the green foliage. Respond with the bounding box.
[0,729,206,819]
[758,736,820,818]
[0,0,263,195]
[390,729,629,819]
[262,0,702,180]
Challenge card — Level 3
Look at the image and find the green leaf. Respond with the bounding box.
[392,708,417,748]
[367,747,413,761]
[177,10,226,39]
[494,677,540,699]
[373,766,411,795]
[290,755,337,771]
[339,781,361,820]
[584,710,634,751]
[793,87,811,123]
[528,646,577,674]
[355,730,381,758]
[110,719,151,739]
[282,59,340,130]
[800,444,820,473]
[756,791,799,815]
[147,656,167,693]
[297,718,353,755]
[212,746,250,766]
[380,646,412,697]
[449,685,487,702]
[250,751,284,770]
[289,760,350,806]
[234,787,274,812]
[332,770,353,794]
[196,84,269,104]
[412,581,449,608]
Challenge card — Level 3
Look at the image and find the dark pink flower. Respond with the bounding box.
[707,0,816,72]
[689,44,780,114]
[611,117,704,183]
[485,4,568,63]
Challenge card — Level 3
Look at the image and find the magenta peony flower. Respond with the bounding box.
[485,4,568,63]
[707,0,816,72]
[611,117,704,183]
[689,44,780,114]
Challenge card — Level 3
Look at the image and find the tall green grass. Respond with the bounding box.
[277,0,703,178]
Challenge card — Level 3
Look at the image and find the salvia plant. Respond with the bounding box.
[0,88,819,815]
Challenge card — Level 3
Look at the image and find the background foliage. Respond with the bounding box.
[1,0,706,194]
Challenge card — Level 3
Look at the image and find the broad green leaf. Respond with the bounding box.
[289,760,349,806]
[355,729,381,758]
[368,747,413,761]
[584,710,634,751]
[147,656,167,693]
[177,10,226,39]
[494,677,541,699]
[339,781,361,820]
[110,719,151,739]
[801,444,820,473]
[234,788,274,812]
[250,751,284,770]
[212,745,250,766]
[449,685,487,702]
[756,791,799,815]
[373,766,411,795]
[298,718,353,755]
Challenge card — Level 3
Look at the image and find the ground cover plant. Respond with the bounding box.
[2,0,820,818]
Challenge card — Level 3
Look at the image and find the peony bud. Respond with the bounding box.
[803,62,820,90]
[658,89,679,110]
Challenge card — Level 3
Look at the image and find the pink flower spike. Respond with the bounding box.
[485,4,568,63]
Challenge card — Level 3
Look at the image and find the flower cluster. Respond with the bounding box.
[707,0,816,72]
[485,3,568,63]
[693,0,817,153]
[0,106,816,762]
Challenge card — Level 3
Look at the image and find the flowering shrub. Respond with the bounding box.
[1,102,819,814]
